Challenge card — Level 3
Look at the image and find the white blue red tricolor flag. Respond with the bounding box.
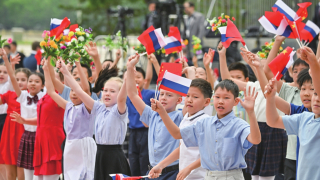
[110,174,148,180]
[164,27,182,54]
[300,20,320,43]
[50,17,70,37]
[159,71,192,96]
[272,0,299,22]
[218,19,246,48]
[268,47,295,81]
[138,26,166,55]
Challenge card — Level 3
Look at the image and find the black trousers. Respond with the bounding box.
[284,158,296,180]
[128,128,149,176]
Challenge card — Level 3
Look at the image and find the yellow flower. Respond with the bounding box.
[225,15,230,19]
[183,40,188,45]
[52,43,58,49]
[193,44,199,49]
[260,53,266,58]
[68,32,74,37]
[279,46,283,50]
[76,31,82,36]
[81,32,86,35]
[271,42,274,46]
[49,40,55,46]
[40,41,46,47]
[212,26,217,31]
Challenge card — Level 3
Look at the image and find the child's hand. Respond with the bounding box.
[0,48,4,56]
[148,165,163,179]
[264,78,277,98]
[203,48,215,67]
[176,167,192,180]
[85,42,99,58]
[182,66,196,78]
[115,49,121,60]
[126,53,140,69]
[239,86,258,113]
[42,58,48,71]
[300,47,317,65]
[180,57,189,69]
[192,55,198,65]
[217,42,226,55]
[56,59,69,74]
[147,53,157,64]
[245,50,262,69]
[151,98,166,114]
[10,54,21,65]
[10,111,25,124]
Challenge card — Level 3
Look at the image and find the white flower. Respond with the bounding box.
[78,36,85,42]
[71,38,78,44]
[75,28,80,32]
[67,42,71,46]
[86,33,89,37]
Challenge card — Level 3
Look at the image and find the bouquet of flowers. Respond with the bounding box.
[105,31,129,52]
[207,13,236,34]
[40,31,60,66]
[257,38,284,59]
[192,35,202,55]
[0,36,12,48]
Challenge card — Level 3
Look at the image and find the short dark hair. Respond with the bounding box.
[292,59,309,70]
[3,44,10,49]
[103,59,114,63]
[11,41,17,47]
[135,66,146,79]
[214,79,239,98]
[228,62,249,79]
[187,2,195,7]
[71,63,92,77]
[190,78,212,98]
[297,68,312,89]
[32,41,40,51]
[30,72,45,85]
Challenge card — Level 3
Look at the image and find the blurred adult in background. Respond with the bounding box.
[183,1,205,62]
[23,41,42,72]
[143,1,161,31]
[0,45,10,64]
[310,1,320,52]
[10,41,25,69]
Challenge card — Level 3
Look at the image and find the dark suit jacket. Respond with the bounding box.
[313,4,320,27]
[186,11,205,59]
[13,52,26,69]
[23,54,43,73]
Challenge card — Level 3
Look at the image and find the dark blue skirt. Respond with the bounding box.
[0,114,6,141]
[245,122,287,176]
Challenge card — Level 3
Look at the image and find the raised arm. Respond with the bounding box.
[75,60,90,95]
[42,59,68,109]
[263,36,286,93]
[48,57,65,94]
[203,48,215,89]
[57,60,95,110]
[86,42,102,78]
[149,53,160,76]
[151,99,182,139]
[218,43,247,91]
[192,56,198,67]
[117,78,127,114]
[1,48,21,97]
[265,78,285,129]
[316,34,320,61]
[144,55,154,89]
[239,87,261,144]
[111,49,121,69]
[126,54,147,115]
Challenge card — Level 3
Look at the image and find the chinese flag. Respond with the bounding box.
[157,63,182,84]
[296,2,312,21]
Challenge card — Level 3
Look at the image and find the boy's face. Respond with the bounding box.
[300,81,313,110]
[0,66,8,84]
[185,87,210,116]
[195,67,207,80]
[213,87,239,119]
[72,67,92,83]
[312,92,320,119]
[134,71,145,90]
[292,64,308,83]
[158,89,182,113]
[230,70,248,82]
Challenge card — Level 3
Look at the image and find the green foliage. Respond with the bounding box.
[0,36,7,48]
[105,31,129,52]
[257,38,285,59]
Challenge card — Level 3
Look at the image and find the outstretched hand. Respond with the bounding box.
[203,48,215,67]
[10,111,25,124]
[217,42,226,55]
[241,48,262,68]
[56,58,69,74]
[126,53,140,69]
[85,41,99,58]
[239,86,258,113]
[10,54,21,65]
[151,98,166,114]
[41,58,48,71]
[300,46,318,65]
[264,78,277,98]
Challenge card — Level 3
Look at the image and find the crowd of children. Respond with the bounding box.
[0,34,319,180]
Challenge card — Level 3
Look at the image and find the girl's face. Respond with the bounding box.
[101,80,121,107]
[69,89,82,105]
[0,65,8,84]
[195,67,207,80]
[27,74,44,96]
[16,72,28,90]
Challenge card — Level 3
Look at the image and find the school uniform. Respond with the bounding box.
[0,78,14,141]
[282,112,320,180]
[92,101,131,180]
[141,106,183,180]
[17,90,46,170]
[180,111,252,180]
[245,81,287,177]
[179,110,208,180]
[63,102,96,180]
[126,89,154,176]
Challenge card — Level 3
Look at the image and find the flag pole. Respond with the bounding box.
[293,22,303,48]
[264,71,280,95]
[140,52,147,56]
[305,42,310,47]
[244,45,249,51]
[295,39,302,48]
[154,83,158,100]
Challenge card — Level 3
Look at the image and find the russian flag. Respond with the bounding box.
[259,13,295,38]
[138,26,166,55]
[50,17,70,37]
[218,19,246,48]
[268,47,295,81]
[160,71,192,96]
[164,27,182,54]
[110,174,146,180]
[272,0,299,22]
[300,20,320,43]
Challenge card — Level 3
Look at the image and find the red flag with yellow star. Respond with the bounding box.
[284,17,305,40]
[296,2,312,21]
[157,63,182,84]
[268,47,295,80]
